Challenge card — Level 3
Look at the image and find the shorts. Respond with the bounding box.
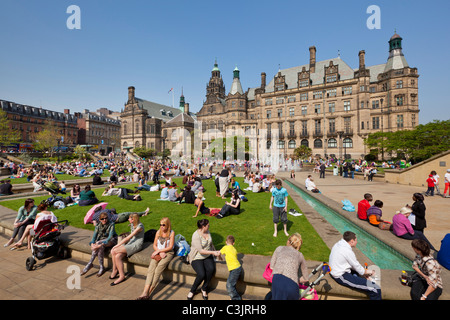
[273,206,287,224]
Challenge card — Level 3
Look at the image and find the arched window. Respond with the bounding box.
[135,120,140,134]
[123,122,127,135]
[135,141,140,148]
[288,140,296,149]
[343,138,353,148]
[278,140,285,149]
[314,139,322,148]
[328,138,337,148]
[266,141,271,149]
[301,139,309,147]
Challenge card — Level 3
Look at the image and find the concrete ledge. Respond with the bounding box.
[283,178,450,300]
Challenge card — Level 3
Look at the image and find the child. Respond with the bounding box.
[60,181,66,193]
[425,174,436,196]
[220,235,242,300]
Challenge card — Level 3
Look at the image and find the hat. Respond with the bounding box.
[396,207,412,215]
[429,174,433,177]
[447,169,450,172]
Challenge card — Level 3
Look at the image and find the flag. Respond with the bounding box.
[168,88,173,94]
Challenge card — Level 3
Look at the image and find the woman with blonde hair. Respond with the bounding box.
[269,233,308,300]
[137,217,175,300]
[110,213,145,286]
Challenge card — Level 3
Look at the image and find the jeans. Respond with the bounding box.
[425,186,434,196]
[226,266,242,300]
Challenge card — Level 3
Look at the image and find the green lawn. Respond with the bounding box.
[0,177,330,260]
[8,170,115,185]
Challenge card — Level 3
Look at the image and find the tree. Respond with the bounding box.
[365,120,450,162]
[0,109,21,148]
[73,145,88,160]
[134,146,156,159]
[32,120,60,156]
[293,145,312,160]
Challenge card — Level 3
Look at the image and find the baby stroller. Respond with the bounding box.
[263,262,331,300]
[38,180,66,195]
[25,217,69,271]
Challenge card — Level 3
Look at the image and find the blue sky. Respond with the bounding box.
[0,0,449,124]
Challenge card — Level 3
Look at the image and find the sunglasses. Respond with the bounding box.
[100,218,107,221]
[160,224,166,227]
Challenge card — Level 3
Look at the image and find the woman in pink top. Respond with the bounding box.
[392,207,436,251]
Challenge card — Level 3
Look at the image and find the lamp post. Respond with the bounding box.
[380,98,384,161]
[337,131,344,161]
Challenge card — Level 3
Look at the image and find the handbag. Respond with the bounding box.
[152,253,162,262]
[263,263,273,282]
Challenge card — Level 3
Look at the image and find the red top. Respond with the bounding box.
[357,199,371,220]
[426,177,436,187]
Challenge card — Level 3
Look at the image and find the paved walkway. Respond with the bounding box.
[0,233,231,301]
[283,169,449,249]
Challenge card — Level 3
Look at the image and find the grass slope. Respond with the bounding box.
[0,177,330,260]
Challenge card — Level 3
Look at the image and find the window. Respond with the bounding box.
[265,98,273,106]
[372,117,380,129]
[327,88,337,97]
[313,91,323,99]
[289,121,295,134]
[412,114,416,127]
[278,140,285,149]
[396,95,404,106]
[344,117,351,133]
[300,93,308,101]
[344,101,351,111]
[301,105,307,115]
[396,80,403,89]
[369,86,376,93]
[372,100,380,109]
[301,139,309,147]
[289,107,295,117]
[397,115,404,128]
[314,119,321,134]
[288,95,296,103]
[343,138,353,148]
[275,83,285,92]
[328,102,335,113]
[328,138,337,148]
[314,104,321,114]
[231,101,236,108]
[326,75,337,83]
[314,139,322,148]
[301,120,308,135]
[266,110,272,119]
[276,97,284,105]
[277,109,283,118]
[266,141,272,149]
[329,118,335,133]
[288,140,296,149]
[299,79,309,88]
[361,121,365,130]
[343,86,352,95]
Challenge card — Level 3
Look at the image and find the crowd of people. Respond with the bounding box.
[1,154,448,301]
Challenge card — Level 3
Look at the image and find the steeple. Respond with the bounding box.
[205,59,226,101]
[384,33,409,72]
[230,65,244,95]
[179,87,185,113]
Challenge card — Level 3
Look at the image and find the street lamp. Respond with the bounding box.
[337,131,344,160]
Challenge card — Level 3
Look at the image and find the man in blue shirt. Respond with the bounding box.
[437,233,450,270]
[269,179,289,237]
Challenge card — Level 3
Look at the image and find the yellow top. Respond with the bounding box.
[220,244,241,271]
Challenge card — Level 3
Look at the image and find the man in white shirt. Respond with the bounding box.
[329,231,382,300]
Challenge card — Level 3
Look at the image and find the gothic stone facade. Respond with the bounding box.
[196,34,419,160]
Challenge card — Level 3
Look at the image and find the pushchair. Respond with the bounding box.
[38,179,66,195]
[25,217,69,271]
[263,262,331,300]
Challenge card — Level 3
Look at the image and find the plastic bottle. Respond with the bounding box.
[400,270,408,286]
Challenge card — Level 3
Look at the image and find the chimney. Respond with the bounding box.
[261,72,266,89]
[359,50,365,69]
[128,86,136,103]
[309,46,316,73]
[185,103,190,114]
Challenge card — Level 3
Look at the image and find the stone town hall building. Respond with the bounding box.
[121,33,419,160]
[196,33,419,160]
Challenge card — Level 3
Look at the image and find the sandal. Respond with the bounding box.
[136,295,150,300]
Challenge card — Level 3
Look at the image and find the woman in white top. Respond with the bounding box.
[137,217,175,300]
